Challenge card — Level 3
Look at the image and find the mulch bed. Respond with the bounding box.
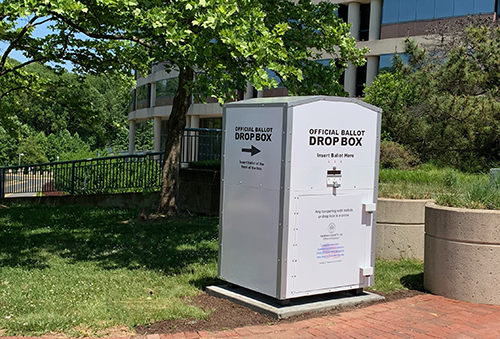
[135,289,424,335]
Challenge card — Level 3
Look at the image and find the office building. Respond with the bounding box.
[128,0,500,153]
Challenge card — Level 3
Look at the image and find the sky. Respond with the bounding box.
[0,17,72,70]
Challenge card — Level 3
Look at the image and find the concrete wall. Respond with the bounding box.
[0,169,220,215]
[376,198,432,260]
[424,203,500,305]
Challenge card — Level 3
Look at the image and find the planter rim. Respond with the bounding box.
[426,202,500,214]
[378,197,434,203]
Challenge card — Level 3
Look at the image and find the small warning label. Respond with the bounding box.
[240,160,264,171]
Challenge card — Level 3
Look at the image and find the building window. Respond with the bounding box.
[399,0,417,22]
[127,89,136,113]
[355,64,367,97]
[359,4,371,41]
[266,69,285,88]
[378,53,410,73]
[337,4,348,23]
[382,0,495,25]
[382,0,400,24]
[455,0,475,16]
[161,120,168,151]
[475,0,493,13]
[434,0,454,18]
[200,118,222,129]
[379,54,394,73]
[416,0,435,20]
[156,78,178,98]
[136,84,151,109]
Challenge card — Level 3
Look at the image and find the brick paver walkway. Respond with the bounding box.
[4,294,500,339]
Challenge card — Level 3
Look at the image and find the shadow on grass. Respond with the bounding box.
[400,273,425,292]
[190,276,225,290]
[0,205,219,277]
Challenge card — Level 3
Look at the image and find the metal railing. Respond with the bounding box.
[0,128,222,198]
[180,128,222,163]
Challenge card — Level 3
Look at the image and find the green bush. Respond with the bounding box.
[379,141,419,170]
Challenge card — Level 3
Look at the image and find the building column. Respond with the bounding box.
[344,63,357,97]
[190,115,200,128]
[366,56,380,88]
[244,82,254,100]
[345,2,360,97]
[257,90,264,98]
[150,81,156,107]
[369,0,382,41]
[347,2,360,41]
[128,120,136,154]
[154,117,162,153]
[189,115,200,162]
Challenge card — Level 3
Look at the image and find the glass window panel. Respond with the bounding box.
[127,90,135,113]
[474,0,494,14]
[155,78,178,98]
[336,4,348,23]
[266,69,285,88]
[382,0,399,24]
[434,0,454,18]
[454,0,474,16]
[200,118,222,129]
[379,54,393,72]
[359,3,370,40]
[416,0,435,20]
[316,59,331,66]
[399,0,417,22]
[355,64,367,97]
[378,53,410,73]
[136,85,149,101]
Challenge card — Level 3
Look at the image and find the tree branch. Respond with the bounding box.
[0,15,40,70]
[0,86,30,101]
[45,9,153,50]
[0,57,50,77]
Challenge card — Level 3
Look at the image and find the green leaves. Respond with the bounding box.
[365,23,500,171]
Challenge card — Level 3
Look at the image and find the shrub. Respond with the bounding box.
[379,141,419,170]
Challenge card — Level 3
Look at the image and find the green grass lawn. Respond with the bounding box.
[0,205,424,337]
[368,259,423,294]
[0,205,219,337]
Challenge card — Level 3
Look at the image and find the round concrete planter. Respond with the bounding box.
[424,203,500,304]
[376,198,433,260]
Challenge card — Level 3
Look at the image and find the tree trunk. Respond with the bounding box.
[158,66,193,215]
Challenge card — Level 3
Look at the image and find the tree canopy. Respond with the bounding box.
[2,0,368,214]
[0,61,132,165]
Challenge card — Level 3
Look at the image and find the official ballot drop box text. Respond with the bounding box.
[218,96,382,300]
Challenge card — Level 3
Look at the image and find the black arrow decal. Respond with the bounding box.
[241,145,261,156]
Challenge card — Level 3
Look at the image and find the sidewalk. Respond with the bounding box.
[153,294,500,339]
[4,294,500,339]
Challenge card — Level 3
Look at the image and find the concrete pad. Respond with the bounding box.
[206,285,384,319]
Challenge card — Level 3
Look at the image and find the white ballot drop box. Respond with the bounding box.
[218,96,382,300]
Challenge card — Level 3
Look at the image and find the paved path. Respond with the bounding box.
[156,294,500,339]
[4,294,500,339]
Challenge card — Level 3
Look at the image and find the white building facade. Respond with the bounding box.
[128,0,500,153]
